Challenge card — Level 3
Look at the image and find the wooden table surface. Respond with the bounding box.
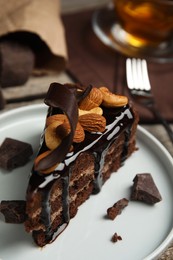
[0,1,173,259]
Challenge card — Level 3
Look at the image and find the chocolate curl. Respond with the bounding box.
[76,84,92,102]
[35,83,78,171]
[62,83,92,103]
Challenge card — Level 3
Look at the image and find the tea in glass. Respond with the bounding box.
[113,0,173,48]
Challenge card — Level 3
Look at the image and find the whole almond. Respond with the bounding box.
[100,87,128,107]
[79,113,106,132]
[74,122,85,142]
[34,150,58,174]
[62,121,85,143]
[79,87,103,110]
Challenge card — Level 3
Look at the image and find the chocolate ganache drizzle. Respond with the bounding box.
[27,83,135,244]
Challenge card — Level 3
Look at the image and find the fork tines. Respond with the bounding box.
[126,58,151,92]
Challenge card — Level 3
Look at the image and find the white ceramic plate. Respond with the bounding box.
[0,104,173,260]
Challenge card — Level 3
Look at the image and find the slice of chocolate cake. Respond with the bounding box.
[25,82,139,247]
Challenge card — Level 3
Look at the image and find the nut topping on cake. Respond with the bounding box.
[45,121,63,150]
[79,113,106,132]
[100,87,128,107]
[63,121,85,143]
[35,84,131,173]
[79,87,103,110]
[78,107,103,116]
[46,114,67,126]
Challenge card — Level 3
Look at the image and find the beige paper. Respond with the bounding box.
[0,0,68,72]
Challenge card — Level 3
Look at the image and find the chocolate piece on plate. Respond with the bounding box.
[0,200,26,223]
[131,173,162,204]
[0,138,33,171]
[107,198,129,220]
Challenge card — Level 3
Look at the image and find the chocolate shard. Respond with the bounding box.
[107,198,129,220]
[0,138,33,171]
[131,173,162,204]
[0,200,26,223]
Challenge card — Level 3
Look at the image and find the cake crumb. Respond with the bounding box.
[111,232,122,243]
[107,198,129,220]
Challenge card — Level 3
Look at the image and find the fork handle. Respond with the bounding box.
[150,106,173,144]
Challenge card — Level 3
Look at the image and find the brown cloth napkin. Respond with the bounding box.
[62,9,173,124]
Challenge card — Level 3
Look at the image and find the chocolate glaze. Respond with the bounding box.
[26,83,135,245]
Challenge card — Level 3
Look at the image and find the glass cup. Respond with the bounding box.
[112,0,173,50]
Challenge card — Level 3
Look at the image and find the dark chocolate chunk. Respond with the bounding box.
[111,232,122,243]
[0,40,35,88]
[0,200,26,223]
[0,138,33,171]
[107,198,129,220]
[131,173,162,204]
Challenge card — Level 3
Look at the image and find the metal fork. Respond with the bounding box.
[126,58,173,144]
